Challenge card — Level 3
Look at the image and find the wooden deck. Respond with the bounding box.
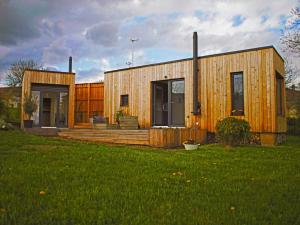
[58,127,207,148]
[58,129,150,145]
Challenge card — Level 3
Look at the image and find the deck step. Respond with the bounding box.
[58,129,150,145]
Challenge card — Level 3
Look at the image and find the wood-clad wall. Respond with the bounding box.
[104,47,285,133]
[75,83,104,123]
[104,60,194,127]
[198,48,284,133]
[21,70,75,128]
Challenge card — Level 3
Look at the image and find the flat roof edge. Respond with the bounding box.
[104,46,284,74]
[75,82,104,85]
[25,69,75,75]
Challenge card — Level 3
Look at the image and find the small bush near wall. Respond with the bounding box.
[0,98,7,117]
[216,117,251,146]
[6,106,20,124]
[0,97,19,129]
[0,118,14,130]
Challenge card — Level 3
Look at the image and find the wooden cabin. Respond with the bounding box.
[104,46,286,146]
[16,44,286,147]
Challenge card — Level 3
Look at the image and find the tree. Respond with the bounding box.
[281,7,300,56]
[6,59,40,87]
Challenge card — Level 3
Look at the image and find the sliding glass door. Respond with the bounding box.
[152,79,185,127]
[31,84,69,128]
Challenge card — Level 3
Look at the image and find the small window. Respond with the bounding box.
[231,72,244,116]
[120,94,129,106]
[276,73,284,116]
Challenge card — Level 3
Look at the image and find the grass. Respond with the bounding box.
[0,131,300,225]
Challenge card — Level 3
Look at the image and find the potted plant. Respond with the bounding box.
[183,122,200,150]
[114,110,124,128]
[23,94,37,128]
[183,139,200,150]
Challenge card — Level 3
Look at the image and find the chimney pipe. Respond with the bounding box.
[193,32,199,115]
[69,56,72,73]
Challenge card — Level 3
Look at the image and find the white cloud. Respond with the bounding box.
[0,0,299,84]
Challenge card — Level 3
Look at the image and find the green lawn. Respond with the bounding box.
[0,131,300,225]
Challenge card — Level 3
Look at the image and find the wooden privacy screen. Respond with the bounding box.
[75,83,104,123]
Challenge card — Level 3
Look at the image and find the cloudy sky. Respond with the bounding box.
[0,0,299,85]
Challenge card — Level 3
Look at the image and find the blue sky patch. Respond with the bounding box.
[232,15,246,27]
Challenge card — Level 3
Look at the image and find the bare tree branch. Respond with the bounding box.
[5,59,41,87]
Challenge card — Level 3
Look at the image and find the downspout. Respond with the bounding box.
[193,32,200,115]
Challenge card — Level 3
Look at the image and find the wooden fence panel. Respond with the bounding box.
[75,83,104,123]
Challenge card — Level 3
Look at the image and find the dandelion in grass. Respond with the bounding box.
[230,206,236,211]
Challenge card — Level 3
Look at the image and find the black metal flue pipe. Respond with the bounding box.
[193,32,199,115]
[69,56,72,73]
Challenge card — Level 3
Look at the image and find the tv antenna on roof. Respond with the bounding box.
[129,37,138,67]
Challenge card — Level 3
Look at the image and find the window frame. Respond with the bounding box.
[276,72,284,116]
[230,71,245,116]
[120,94,129,107]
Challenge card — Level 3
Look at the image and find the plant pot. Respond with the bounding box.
[24,120,33,128]
[183,143,200,150]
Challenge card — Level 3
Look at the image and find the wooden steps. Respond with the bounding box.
[74,123,93,129]
[24,127,60,136]
[58,129,150,145]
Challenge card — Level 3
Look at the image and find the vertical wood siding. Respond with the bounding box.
[104,47,285,133]
[75,83,104,123]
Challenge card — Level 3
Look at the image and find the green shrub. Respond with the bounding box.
[216,117,251,146]
[0,118,14,130]
[6,106,21,124]
[0,98,8,118]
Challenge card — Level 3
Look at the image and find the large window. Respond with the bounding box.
[231,72,244,116]
[276,73,284,116]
